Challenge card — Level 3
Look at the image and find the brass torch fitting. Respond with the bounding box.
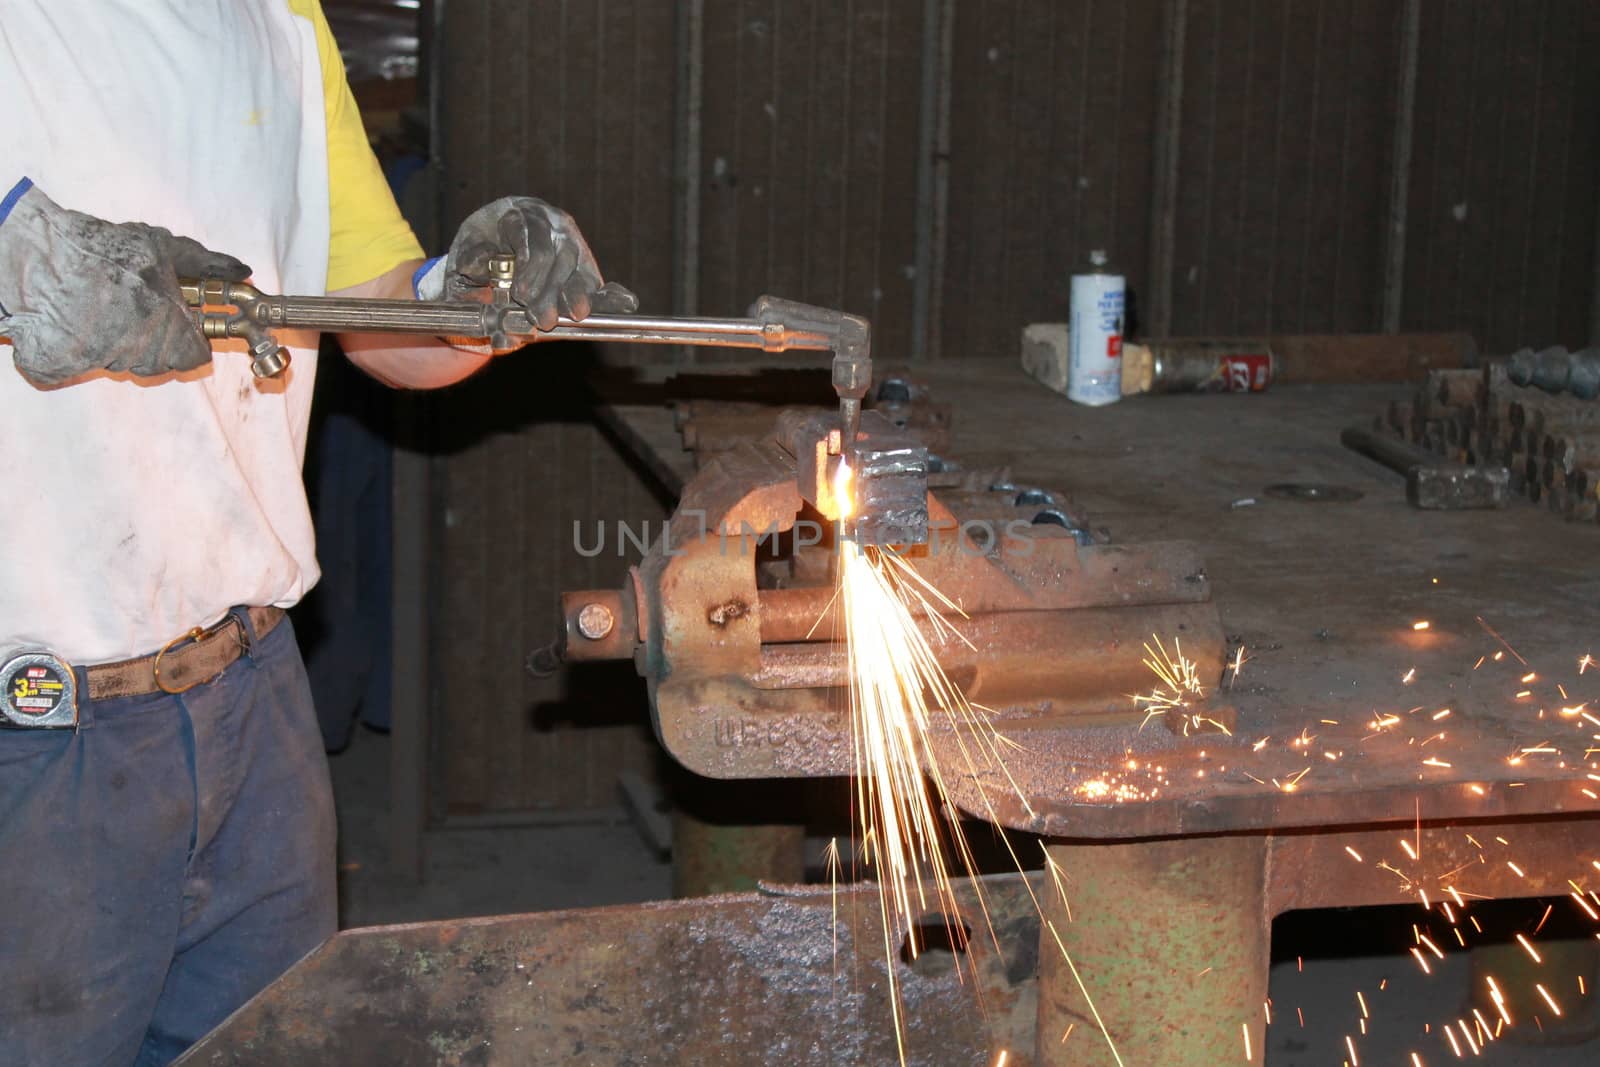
[183,279,291,379]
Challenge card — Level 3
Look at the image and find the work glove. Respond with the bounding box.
[0,181,251,387]
[415,197,637,341]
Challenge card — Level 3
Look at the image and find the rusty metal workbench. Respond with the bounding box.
[600,364,1600,1064]
[917,368,1598,836]
[184,365,1600,1066]
[608,365,1600,836]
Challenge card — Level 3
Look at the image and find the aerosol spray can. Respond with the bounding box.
[1120,340,1277,395]
[1067,250,1126,406]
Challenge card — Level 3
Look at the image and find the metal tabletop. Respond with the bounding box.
[604,365,1600,839]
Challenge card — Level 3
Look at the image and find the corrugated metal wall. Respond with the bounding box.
[942,0,1165,355]
[1169,0,1400,337]
[431,0,1600,817]
[1401,0,1600,350]
[696,0,930,364]
[431,0,677,817]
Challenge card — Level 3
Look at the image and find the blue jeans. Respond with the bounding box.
[0,614,336,1066]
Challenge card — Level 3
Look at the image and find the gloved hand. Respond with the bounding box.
[0,181,251,387]
[417,196,637,334]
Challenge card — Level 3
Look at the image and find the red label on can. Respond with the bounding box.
[1107,335,1122,358]
[1220,354,1271,392]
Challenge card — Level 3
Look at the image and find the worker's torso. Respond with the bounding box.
[0,0,332,662]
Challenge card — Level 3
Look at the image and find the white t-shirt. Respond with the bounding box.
[0,1,419,663]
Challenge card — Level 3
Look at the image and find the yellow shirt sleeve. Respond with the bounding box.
[288,0,426,291]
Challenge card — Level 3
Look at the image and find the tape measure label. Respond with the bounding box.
[1,653,78,728]
[11,665,65,713]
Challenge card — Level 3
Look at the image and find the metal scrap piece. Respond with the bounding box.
[776,408,930,544]
[846,411,930,545]
[1341,424,1509,509]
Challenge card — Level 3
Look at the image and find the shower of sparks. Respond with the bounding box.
[832,459,1122,1067]
[1133,635,1229,735]
[837,492,1129,1067]
[839,530,986,1061]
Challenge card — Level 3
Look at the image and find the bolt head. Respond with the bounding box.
[576,603,615,640]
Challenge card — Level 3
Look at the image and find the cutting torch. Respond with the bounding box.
[180,256,871,447]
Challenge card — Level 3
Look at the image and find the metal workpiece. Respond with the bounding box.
[845,413,932,546]
[775,408,932,544]
[1405,460,1511,510]
[1381,355,1600,520]
[776,408,850,522]
[179,874,1043,1066]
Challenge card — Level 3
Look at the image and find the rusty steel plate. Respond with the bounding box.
[178,875,1041,1067]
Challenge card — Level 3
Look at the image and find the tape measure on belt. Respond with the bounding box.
[0,651,79,729]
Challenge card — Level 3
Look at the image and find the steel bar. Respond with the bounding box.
[746,547,1214,646]
[1341,423,1509,509]
[1269,332,1475,383]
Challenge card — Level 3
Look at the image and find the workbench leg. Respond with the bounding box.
[670,776,805,896]
[1036,834,1270,1066]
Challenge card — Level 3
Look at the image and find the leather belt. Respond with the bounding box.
[85,606,286,701]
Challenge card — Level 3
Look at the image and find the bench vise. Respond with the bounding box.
[559,410,1225,781]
